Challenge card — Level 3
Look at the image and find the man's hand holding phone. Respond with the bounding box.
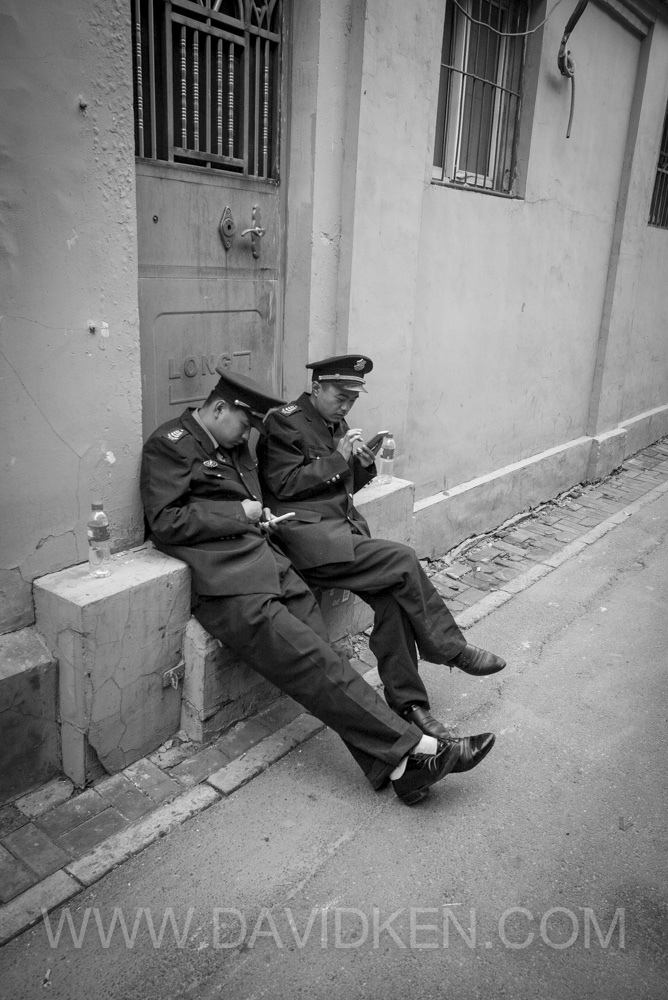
[352,430,389,468]
[259,508,295,534]
[337,428,364,461]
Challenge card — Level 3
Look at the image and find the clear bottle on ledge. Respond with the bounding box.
[88,502,112,577]
[376,434,395,485]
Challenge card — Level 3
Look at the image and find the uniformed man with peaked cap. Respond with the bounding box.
[141,365,496,805]
[257,354,506,744]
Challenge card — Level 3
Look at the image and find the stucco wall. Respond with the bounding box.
[318,0,666,499]
[336,0,440,449]
[0,0,143,633]
[620,20,668,423]
[283,0,361,397]
[408,1,645,500]
[285,0,668,509]
[627,226,668,417]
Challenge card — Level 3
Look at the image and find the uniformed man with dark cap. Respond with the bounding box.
[257,355,507,742]
[140,366,496,806]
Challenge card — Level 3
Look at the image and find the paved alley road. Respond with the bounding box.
[1,492,667,1000]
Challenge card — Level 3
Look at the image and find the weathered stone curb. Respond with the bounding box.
[207,715,324,795]
[0,870,80,946]
[65,784,220,888]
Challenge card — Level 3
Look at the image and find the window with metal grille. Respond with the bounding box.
[433,0,529,194]
[131,0,281,179]
[649,102,668,229]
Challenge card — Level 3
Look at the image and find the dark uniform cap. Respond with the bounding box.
[306,354,373,392]
[212,367,286,425]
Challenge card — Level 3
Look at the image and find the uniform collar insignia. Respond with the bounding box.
[280,403,299,415]
[166,428,187,441]
[203,459,218,468]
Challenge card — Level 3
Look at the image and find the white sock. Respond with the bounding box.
[390,735,438,780]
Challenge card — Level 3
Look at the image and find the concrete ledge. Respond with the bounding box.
[620,402,668,457]
[413,436,593,559]
[180,619,280,744]
[34,547,190,787]
[412,415,668,559]
[586,427,627,481]
[0,628,60,804]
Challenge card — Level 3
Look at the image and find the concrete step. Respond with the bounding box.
[0,628,60,806]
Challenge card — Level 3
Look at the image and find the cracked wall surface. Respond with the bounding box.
[0,0,144,634]
[34,548,190,786]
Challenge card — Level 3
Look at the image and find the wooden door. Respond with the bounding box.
[132,0,286,436]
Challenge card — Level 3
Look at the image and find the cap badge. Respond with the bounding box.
[166,428,186,441]
[354,358,366,371]
[203,460,218,468]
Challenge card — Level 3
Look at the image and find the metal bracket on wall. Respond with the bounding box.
[241,206,266,259]
[219,206,235,251]
[162,660,185,690]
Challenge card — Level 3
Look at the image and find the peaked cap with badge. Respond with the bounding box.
[211,367,286,427]
[306,354,373,392]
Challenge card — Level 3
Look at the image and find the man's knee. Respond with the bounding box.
[376,537,420,573]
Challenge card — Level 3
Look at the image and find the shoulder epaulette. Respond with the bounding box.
[279,403,300,416]
[165,427,188,442]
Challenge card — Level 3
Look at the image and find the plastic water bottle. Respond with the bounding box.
[88,502,112,577]
[377,434,395,484]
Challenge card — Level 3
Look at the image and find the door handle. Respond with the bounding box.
[241,206,266,258]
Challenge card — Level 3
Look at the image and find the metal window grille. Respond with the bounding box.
[131,0,281,179]
[433,0,529,194]
[649,102,668,229]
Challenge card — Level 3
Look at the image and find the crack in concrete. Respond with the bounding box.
[0,343,81,459]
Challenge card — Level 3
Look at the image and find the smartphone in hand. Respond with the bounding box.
[365,431,390,455]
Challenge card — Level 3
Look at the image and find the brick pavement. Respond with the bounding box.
[2,438,668,945]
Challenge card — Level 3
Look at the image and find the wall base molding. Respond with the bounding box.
[414,408,668,558]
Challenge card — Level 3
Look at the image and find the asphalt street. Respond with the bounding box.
[1,491,667,1000]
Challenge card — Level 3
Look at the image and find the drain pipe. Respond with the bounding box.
[557,0,590,138]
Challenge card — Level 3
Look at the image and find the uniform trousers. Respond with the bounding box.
[302,536,467,715]
[192,545,421,790]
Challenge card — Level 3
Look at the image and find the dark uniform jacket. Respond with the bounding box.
[141,407,281,597]
[257,391,376,569]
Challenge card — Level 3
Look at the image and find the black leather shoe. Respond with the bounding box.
[401,704,452,741]
[392,739,460,805]
[451,732,495,773]
[449,643,506,676]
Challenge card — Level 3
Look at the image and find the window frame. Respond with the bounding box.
[131,0,282,181]
[649,100,668,229]
[432,0,533,197]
